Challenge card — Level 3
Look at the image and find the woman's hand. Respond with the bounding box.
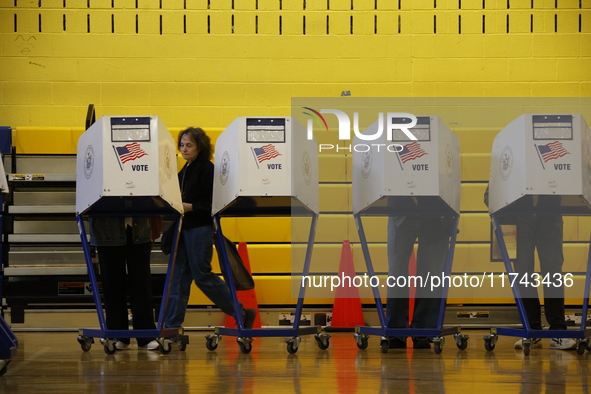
[182,202,193,213]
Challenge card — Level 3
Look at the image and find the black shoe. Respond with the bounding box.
[388,337,407,349]
[413,337,431,349]
[242,308,256,330]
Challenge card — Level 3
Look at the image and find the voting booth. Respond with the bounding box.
[353,115,460,216]
[76,115,182,216]
[208,116,329,354]
[351,115,466,354]
[75,115,185,355]
[484,114,591,355]
[488,114,591,215]
[212,116,318,216]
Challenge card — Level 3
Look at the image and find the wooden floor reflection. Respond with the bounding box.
[2,329,590,393]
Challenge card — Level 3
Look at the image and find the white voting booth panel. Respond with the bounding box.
[488,114,591,214]
[212,116,318,216]
[353,115,461,215]
[76,115,182,215]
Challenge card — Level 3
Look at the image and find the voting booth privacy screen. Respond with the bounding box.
[76,115,182,215]
[212,116,319,216]
[488,114,591,215]
[212,116,319,299]
[353,115,461,216]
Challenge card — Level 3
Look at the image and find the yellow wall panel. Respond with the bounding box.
[533,33,580,57]
[256,12,279,34]
[327,13,349,35]
[460,182,488,211]
[462,0,485,9]
[556,58,591,82]
[162,11,186,34]
[234,0,256,10]
[282,0,304,11]
[14,127,76,154]
[460,153,490,181]
[411,11,436,34]
[280,13,304,35]
[460,11,484,34]
[53,82,102,106]
[330,0,352,11]
[5,82,53,105]
[374,12,399,35]
[232,12,256,34]
[319,183,350,212]
[318,154,347,182]
[412,0,437,10]
[0,58,29,81]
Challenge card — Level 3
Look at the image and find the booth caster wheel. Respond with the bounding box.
[176,334,189,351]
[483,331,498,351]
[433,337,445,354]
[285,337,301,354]
[238,337,253,354]
[77,335,94,352]
[454,333,469,350]
[205,334,222,351]
[0,360,10,377]
[157,338,172,354]
[314,333,330,350]
[103,339,116,355]
[380,338,389,354]
[522,341,531,356]
[577,340,586,355]
[354,333,369,350]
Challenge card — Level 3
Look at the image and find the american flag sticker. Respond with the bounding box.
[251,144,282,166]
[398,142,428,163]
[113,142,148,170]
[536,141,570,163]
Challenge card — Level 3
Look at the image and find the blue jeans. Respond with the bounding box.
[165,225,241,328]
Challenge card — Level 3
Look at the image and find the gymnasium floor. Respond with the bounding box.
[2,329,590,393]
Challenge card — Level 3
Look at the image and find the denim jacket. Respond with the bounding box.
[89,217,152,247]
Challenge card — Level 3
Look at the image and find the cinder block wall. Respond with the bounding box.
[0,0,590,306]
[1,1,589,126]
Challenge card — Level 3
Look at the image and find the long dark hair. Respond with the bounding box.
[178,127,213,161]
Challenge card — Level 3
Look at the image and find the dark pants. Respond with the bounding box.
[386,216,453,329]
[515,213,566,330]
[97,228,156,346]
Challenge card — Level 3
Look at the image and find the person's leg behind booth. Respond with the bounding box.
[184,225,255,329]
[385,216,419,348]
[514,213,544,349]
[98,245,131,339]
[410,216,454,349]
[164,235,196,329]
[535,214,575,350]
[125,239,158,349]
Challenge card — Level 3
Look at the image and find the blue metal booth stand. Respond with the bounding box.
[350,115,469,354]
[74,114,187,355]
[204,116,330,354]
[483,113,591,356]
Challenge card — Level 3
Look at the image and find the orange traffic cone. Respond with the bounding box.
[224,242,262,329]
[325,240,365,332]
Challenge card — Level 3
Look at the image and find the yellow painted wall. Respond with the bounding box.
[1,1,590,307]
